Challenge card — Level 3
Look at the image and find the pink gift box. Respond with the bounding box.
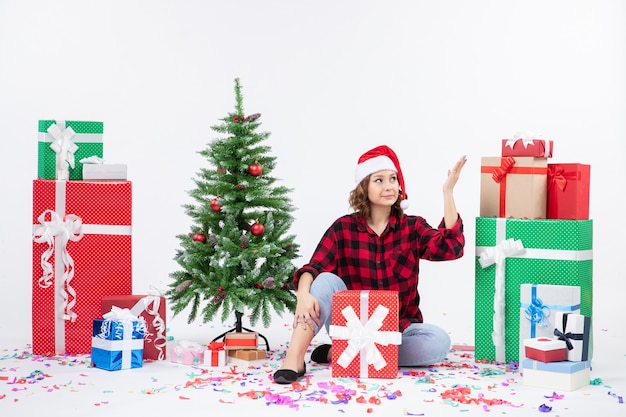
[170,341,204,366]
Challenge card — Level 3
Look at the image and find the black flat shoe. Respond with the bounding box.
[273,362,306,384]
[311,344,332,364]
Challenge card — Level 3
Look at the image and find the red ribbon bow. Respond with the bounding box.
[208,341,225,351]
[548,166,568,191]
[491,157,515,183]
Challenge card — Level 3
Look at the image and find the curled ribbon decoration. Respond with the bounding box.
[329,303,402,373]
[478,238,525,363]
[47,122,78,176]
[130,290,167,360]
[32,209,84,322]
[491,157,515,183]
[524,296,550,331]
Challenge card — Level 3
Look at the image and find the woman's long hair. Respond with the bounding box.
[348,175,404,219]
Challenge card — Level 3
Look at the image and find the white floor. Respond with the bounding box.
[1,316,624,417]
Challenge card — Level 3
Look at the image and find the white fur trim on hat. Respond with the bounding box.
[354,155,397,184]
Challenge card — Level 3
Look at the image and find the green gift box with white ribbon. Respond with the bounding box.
[474,217,592,363]
[38,120,104,180]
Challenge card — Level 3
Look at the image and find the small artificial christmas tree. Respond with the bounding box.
[167,78,299,338]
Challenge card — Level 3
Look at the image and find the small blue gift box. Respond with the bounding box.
[91,316,145,371]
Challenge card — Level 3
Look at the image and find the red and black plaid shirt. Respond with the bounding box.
[294,213,465,331]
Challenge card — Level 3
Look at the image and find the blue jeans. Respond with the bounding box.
[309,272,451,367]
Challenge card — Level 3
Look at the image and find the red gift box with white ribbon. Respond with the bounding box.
[32,179,132,355]
[501,137,553,158]
[329,290,402,379]
[102,294,167,360]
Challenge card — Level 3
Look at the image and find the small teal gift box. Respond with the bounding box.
[91,307,145,371]
[38,120,104,180]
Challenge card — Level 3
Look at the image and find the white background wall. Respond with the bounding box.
[1,0,624,346]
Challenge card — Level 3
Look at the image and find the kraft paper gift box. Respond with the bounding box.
[204,342,227,367]
[227,349,267,361]
[83,163,128,180]
[170,341,204,366]
[224,332,258,350]
[329,290,402,379]
[547,163,591,220]
[522,359,591,391]
[474,217,593,364]
[32,179,133,355]
[102,294,167,360]
[480,156,548,219]
[501,137,553,158]
[91,308,146,371]
[37,120,104,180]
[553,312,591,362]
[519,284,581,362]
[523,337,568,363]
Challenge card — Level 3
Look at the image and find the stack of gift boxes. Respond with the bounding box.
[169,333,267,367]
[32,120,269,371]
[31,119,169,371]
[474,134,592,391]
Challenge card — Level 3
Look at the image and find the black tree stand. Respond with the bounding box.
[212,311,270,350]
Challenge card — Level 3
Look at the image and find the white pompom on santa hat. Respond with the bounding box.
[354,145,409,210]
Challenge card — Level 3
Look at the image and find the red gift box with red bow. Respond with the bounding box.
[547,163,591,220]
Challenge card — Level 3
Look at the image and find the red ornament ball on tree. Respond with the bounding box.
[248,162,263,177]
[256,283,263,289]
[250,222,265,236]
[210,198,221,212]
[192,232,207,243]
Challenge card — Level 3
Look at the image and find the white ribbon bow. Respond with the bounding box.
[478,238,525,363]
[129,289,167,360]
[504,131,542,149]
[32,209,84,322]
[104,306,138,321]
[329,304,402,372]
[98,307,145,369]
[48,122,78,174]
[79,155,105,164]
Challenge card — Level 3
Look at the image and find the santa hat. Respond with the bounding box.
[354,145,409,210]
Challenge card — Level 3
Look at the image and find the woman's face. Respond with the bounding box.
[367,170,399,208]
